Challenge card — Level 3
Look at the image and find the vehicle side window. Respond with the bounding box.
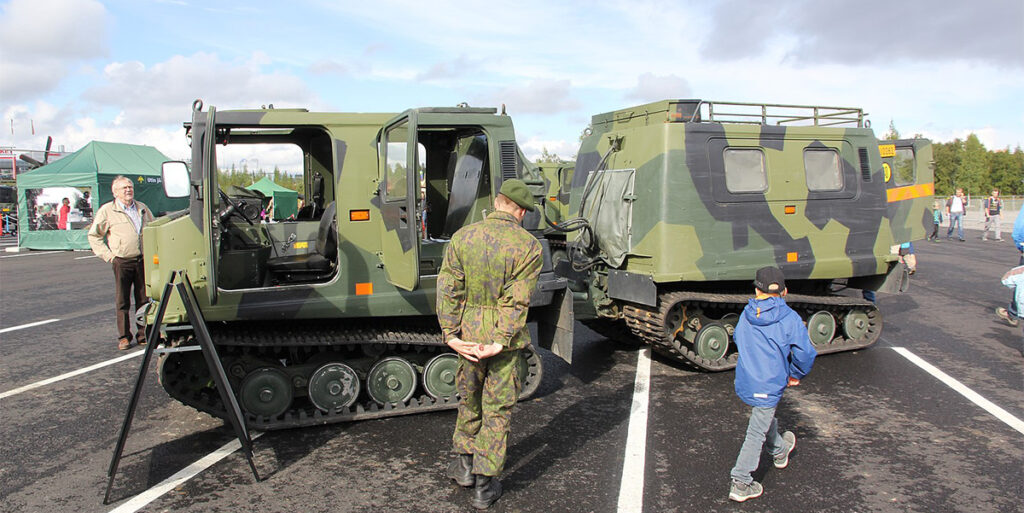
[804,148,844,191]
[893,148,915,186]
[385,122,409,201]
[723,148,767,193]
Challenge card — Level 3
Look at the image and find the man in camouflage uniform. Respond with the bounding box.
[436,179,541,510]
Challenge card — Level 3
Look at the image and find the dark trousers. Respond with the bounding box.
[113,256,147,341]
[929,222,940,240]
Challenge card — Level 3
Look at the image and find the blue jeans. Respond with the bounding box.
[947,212,964,240]
[730,406,784,484]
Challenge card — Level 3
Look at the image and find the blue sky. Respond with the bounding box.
[2,0,1022,168]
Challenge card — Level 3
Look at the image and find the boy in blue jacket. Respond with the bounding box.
[729,266,817,502]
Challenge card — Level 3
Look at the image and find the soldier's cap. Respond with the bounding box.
[499,179,535,212]
[753,266,786,294]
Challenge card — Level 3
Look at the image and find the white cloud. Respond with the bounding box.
[626,73,693,102]
[478,79,582,115]
[519,136,578,163]
[417,56,480,82]
[5,51,325,164]
[82,52,322,127]
[0,0,109,101]
[699,0,1024,68]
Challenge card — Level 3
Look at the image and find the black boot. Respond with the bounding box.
[446,454,473,487]
[471,474,502,510]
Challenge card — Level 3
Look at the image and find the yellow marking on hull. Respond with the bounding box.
[887,183,934,203]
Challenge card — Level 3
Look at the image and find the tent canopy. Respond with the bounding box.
[15,140,188,250]
[245,176,298,220]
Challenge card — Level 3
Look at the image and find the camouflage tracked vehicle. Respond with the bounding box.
[559,100,932,370]
[145,101,572,430]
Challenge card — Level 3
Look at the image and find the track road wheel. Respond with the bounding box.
[367,357,418,405]
[694,322,730,361]
[807,311,837,346]
[308,362,360,412]
[240,368,293,418]
[843,309,871,343]
[422,353,459,400]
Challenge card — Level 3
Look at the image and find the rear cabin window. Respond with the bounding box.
[892,147,915,186]
[803,149,844,191]
[723,148,767,193]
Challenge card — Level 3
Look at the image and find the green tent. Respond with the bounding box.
[15,141,189,250]
[245,176,299,220]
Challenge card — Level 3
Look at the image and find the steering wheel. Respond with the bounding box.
[218,189,255,226]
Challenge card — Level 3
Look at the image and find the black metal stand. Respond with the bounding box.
[103,271,259,505]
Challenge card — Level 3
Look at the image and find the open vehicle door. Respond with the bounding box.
[377,113,420,291]
[882,139,934,244]
[198,105,219,305]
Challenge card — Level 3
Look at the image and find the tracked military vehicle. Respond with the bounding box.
[558,100,932,370]
[145,101,572,430]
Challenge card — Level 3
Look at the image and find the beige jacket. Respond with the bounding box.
[88,200,155,262]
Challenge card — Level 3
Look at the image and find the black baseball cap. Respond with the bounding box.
[753,266,786,294]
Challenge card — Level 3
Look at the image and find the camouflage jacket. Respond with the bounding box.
[437,211,542,350]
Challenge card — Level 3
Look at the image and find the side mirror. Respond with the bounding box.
[162,161,190,198]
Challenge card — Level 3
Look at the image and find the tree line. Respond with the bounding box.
[932,135,1024,198]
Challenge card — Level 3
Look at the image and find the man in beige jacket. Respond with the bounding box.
[88,176,155,350]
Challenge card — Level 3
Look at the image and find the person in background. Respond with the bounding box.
[76,190,93,218]
[39,205,57,230]
[57,197,71,230]
[982,188,1003,241]
[899,242,916,275]
[88,176,155,350]
[728,266,817,503]
[996,209,1024,327]
[928,199,943,242]
[998,265,1024,356]
[946,188,967,242]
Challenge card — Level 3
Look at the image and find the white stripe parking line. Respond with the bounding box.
[75,254,98,260]
[0,351,143,399]
[617,347,652,513]
[108,432,264,513]
[892,347,1024,436]
[0,251,62,258]
[0,318,61,334]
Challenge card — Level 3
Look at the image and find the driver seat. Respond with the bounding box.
[266,202,337,282]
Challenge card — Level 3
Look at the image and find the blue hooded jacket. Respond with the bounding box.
[734,295,817,407]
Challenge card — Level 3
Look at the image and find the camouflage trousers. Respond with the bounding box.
[451,349,521,477]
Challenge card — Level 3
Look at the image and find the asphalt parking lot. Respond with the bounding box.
[1,229,1022,513]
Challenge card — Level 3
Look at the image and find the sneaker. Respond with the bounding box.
[118,338,132,350]
[907,268,916,276]
[996,238,1005,241]
[996,307,1020,327]
[774,431,797,468]
[729,481,763,502]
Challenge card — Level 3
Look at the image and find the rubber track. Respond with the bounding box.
[622,291,882,371]
[158,321,544,431]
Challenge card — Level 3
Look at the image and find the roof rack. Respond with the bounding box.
[677,100,866,128]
